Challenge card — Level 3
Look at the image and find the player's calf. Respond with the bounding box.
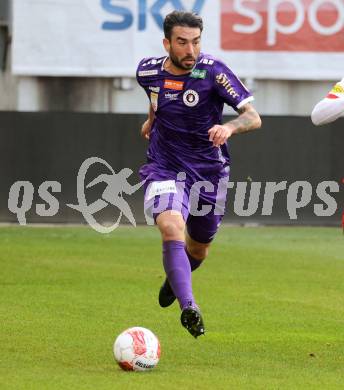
[158,278,176,307]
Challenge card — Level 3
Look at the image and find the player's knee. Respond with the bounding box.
[157,216,185,241]
[188,244,209,261]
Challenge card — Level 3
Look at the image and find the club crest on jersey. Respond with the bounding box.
[183,90,199,107]
[150,92,158,112]
[190,69,207,79]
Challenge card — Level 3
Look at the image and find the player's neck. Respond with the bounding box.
[164,58,192,76]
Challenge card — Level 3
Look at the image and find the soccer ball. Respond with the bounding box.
[113,327,161,371]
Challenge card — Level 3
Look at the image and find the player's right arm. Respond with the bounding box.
[136,57,159,139]
[311,79,344,126]
[141,105,155,140]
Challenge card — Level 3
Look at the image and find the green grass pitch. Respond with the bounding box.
[0,226,343,389]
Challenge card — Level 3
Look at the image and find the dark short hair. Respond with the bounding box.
[163,11,203,40]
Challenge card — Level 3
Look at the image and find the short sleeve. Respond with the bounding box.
[325,78,344,99]
[311,78,344,125]
[213,61,254,110]
[136,58,147,88]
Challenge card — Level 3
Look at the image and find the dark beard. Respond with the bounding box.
[170,53,194,70]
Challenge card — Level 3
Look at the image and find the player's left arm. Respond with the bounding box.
[208,103,261,147]
[311,79,344,126]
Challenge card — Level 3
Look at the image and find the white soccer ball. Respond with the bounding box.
[113,327,161,371]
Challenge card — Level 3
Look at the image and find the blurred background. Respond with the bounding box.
[0,0,342,226]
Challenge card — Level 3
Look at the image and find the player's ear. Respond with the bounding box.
[163,38,170,53]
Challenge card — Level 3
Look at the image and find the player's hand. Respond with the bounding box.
[208,124,235,147]
[141,119,152,140]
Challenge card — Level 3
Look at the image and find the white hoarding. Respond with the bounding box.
[12,0,344,79]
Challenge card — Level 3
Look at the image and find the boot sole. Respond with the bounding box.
[180,307,205,338]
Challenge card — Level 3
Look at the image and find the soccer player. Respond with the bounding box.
[136,11,261,338]
[311,78,344,125]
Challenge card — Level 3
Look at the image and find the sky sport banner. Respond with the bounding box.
[12,0,344,80]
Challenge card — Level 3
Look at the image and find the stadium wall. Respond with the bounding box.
[1,0,343,115]
[0,72,338,116]
[0,112,342,227]
[0,45,339,115]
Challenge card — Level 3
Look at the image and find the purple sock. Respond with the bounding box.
[163,240,195,310]
[186,250,203,272]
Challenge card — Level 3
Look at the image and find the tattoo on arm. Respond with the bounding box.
[225,104,261,135]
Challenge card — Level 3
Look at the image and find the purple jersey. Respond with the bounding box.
[137,53,253,183]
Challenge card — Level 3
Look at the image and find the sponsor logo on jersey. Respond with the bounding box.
[149,86,160,93]
[198,58,214,65]
[215,73,240,98]
[165,92,179,101]
[142,59,163,66]
[183,90,199,107]
[150,92,158,111]
[164,80,184,90]
[190,69,207,79]
[138,70,158,77]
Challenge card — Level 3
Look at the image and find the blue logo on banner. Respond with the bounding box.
[101,0,205,31]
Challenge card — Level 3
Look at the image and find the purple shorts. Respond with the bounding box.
[144,175,229,243]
